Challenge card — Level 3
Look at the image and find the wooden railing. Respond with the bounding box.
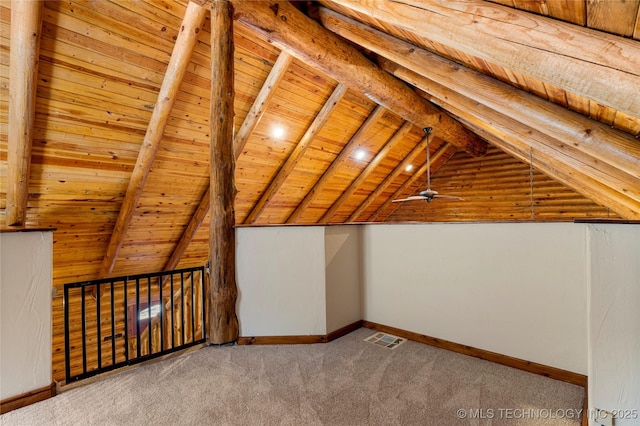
[63,266,207,383]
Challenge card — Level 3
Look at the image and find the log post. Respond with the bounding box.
[209,0,238,344]
[6,0,43,226]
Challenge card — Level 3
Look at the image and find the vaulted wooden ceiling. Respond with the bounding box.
[1,0,639,291]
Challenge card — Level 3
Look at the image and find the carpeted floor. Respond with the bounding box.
[1,328,584,425]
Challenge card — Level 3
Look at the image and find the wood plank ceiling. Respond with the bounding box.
[1,0,639,299]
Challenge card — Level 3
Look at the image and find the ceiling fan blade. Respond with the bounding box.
[432,194,465,201]
[392,195,428,203]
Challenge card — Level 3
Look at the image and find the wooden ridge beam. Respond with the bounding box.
[234,51,293,159]
[319,121,413,223]
[286,105,386,223]
[320,8,640,219]
[99,1,208,277]
[6,0,43,226]
[243,83,348,224]
[209,0,238,344]
[370,143,453,222]
[324,0,640,118]
[346,134,427,222]
[232,0,486,157]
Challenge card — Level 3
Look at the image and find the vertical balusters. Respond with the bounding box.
[96,284,102,370]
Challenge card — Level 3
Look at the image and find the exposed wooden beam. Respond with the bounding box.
[369,143,453,222]
[243,83,348,224]
[396,65,640,219]
[234,51,293,159]
[232,0,487,157]
[346,133,426,222]
[286,105,386,223]
[163,188,210,272]
[319,121,413,223]
[320,8,640,219]
[409,70,640,219]
[209,0,238,344]
[324,0,640,119]
[99,1,208,277]
[162,51,293,259]
[6,0,43,226]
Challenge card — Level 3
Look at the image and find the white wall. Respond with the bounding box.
[587,224,640,425]
[361,223,588,374]
[236,227,327,336]
[324,226,362,333]
[0,231,53,400]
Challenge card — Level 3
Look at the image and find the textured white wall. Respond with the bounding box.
[0,231,53,400]
[325,226,362,333]
[587,224,640,425]
[236,227,327,336]
[361,222,588,374]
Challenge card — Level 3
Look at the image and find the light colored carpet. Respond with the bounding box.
[1,328,584,425]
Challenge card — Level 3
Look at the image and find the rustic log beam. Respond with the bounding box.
[286,105,386,223]
[99,1,208,277]
[163,188,210,272]
[243,83,348,224]
[6,0,43,226]
[209,0,238,344]
[407,69,640,219]
[324,0,640,118]
[369,143,453,222]
[232,0,486,157]
[234,51,293,159]
[319,121,413,223]
[346,133,427,222]
[384,64,640,219]
[320,8,640,219]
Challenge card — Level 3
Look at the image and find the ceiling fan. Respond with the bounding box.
[392,127,464,203]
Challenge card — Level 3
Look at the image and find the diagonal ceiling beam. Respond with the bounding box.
[319,121,413,224]
[346,133,427,222]
[369,142,453,222]
[99,1,208,277]
[324,0,640,118]
[243,83,348,224]
[234,51,293,159]
[408,71,640,219]
[163,188,210,272]
[286,105,387,223]
[321,7,640,219]
[6,0,43,226]
[232,0,487,156]
[162,50,295,265]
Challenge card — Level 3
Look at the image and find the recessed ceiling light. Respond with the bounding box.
[272,126,285,139]
[405,164,413,172]
[355,149,366,161]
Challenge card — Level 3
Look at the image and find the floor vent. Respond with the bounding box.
[364,332,406,349]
